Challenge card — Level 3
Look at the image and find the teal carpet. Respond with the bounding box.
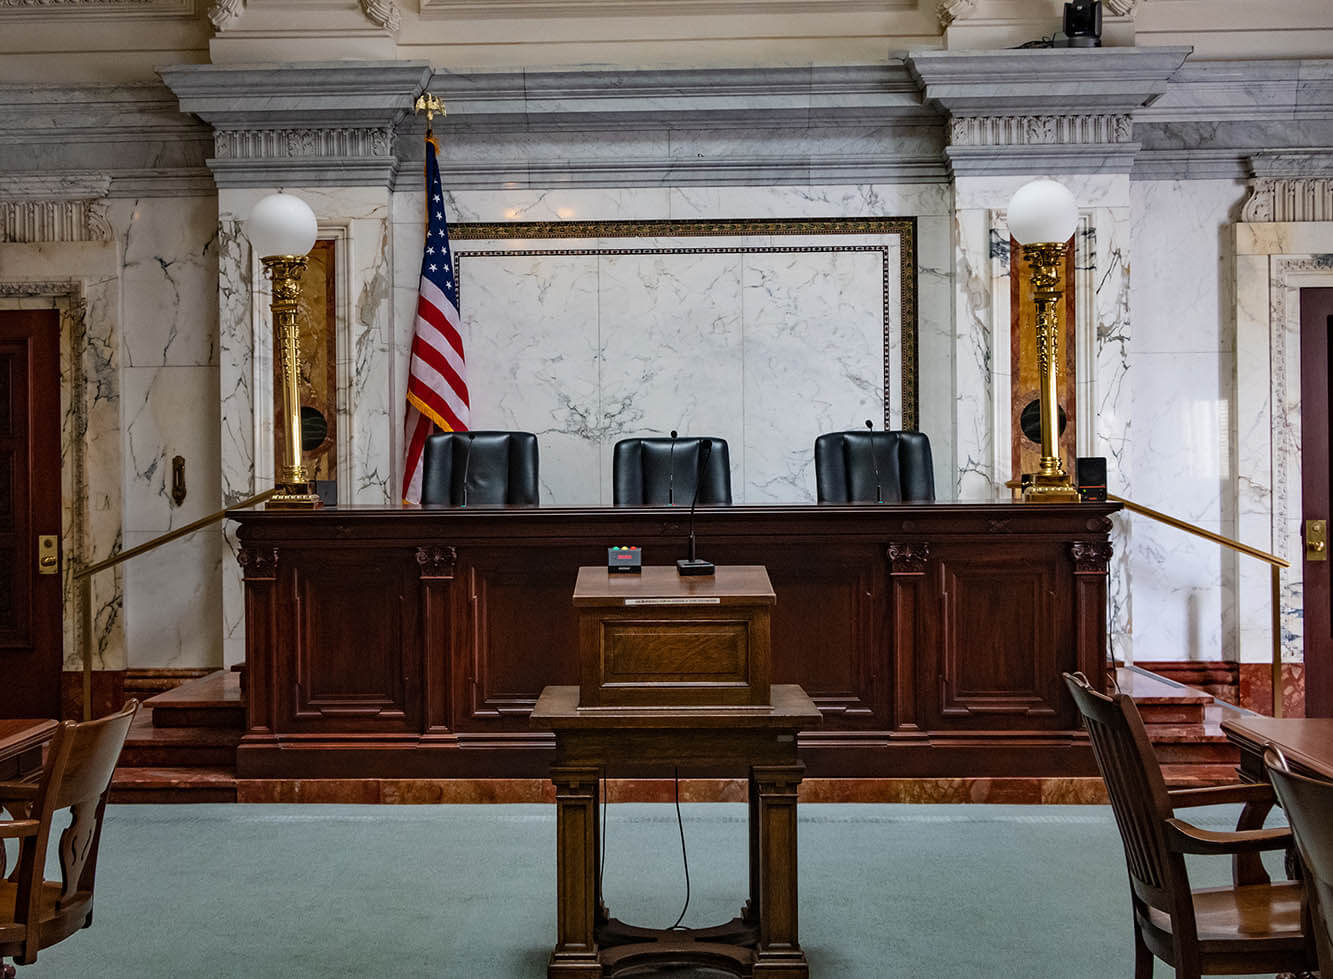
[6,803,1290,978]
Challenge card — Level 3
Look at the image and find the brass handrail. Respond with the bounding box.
[1109,493,1288,717]
[73,487,277,719]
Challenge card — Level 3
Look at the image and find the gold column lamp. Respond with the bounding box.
[246,192,322,508]
[1007,178,1081,504]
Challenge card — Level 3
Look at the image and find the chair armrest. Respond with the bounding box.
[0,819,38,840]
[1168,783,1275,809]
[0,782,39,801]
[1165,818,1292,856]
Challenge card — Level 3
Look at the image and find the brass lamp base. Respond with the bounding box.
[1022,473,1081,504]
[267,483,323,509]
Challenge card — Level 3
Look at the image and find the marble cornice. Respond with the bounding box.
[1241,148,1333,223]
[905,47,1192,116]
[158,61,433,128]
[159,61,432,187]
[0,174,111,242]
[0,82,212,197]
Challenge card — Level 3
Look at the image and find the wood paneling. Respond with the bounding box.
[231,503,1115,778]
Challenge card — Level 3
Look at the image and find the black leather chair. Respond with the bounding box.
[420,431,540,506]
[613,436,732,506]
[814,430,935,503]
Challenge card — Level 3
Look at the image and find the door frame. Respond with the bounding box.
[0,249,125,708]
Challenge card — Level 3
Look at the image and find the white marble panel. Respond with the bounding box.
[952,207,995,500]
[669,184,953,220]
[596,251,745,503]
[122,365,222,536]
[123,528,224,670]
[114,197,220,368]
[743,249,885,502]
[916,214,955,499]
[1130,180,1246,355]
[459,253,601,504]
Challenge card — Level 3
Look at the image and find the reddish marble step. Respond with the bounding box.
[110,766,237,804]
[1118,666,1213,726]
[147,669,244,729]
[120,712,241,768]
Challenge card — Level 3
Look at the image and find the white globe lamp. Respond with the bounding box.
[246,192,318,259]
[1006,178,1079,246]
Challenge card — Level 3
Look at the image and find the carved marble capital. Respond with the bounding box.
[416,545,457,580]
[1070,540,1113,575]
[936,0,976,27]
[360,0,399,32]
[1241,176,1333,223]
[1103,0,1140,15]
[207,0,240,28]
[886,541,929,575]
[0,175,111,243]
[237,545,279,581]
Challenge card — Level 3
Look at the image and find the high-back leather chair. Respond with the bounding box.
[613,436,732,506]
[1265,747,1333,976]
[0,700,139,973]
[420,431,540,506]
[1063,672,1313,979]
[814,430,935,503]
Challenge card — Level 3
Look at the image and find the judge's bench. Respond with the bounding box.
[228,501,1117,780]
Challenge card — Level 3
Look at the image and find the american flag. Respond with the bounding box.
[402,134,469,504]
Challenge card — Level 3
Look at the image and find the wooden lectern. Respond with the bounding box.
[532,565,820,978]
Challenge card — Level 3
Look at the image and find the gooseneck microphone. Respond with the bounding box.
[676,440,716,576]
[667,429,678,505]
[459,432,475,507]
[865,419,883,504]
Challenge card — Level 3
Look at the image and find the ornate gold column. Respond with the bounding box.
[1022,241,1079,502]
[261,255,320,507]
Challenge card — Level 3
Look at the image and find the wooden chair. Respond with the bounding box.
[1063,673,1314,978]
[0,701,139,977]
[1265,746,1333,976]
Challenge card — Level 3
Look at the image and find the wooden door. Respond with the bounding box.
[0,310,62,718]
[1301,287,1333,718]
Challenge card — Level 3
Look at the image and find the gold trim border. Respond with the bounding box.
[451,217,919,430]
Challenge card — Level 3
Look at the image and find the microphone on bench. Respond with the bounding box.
[667,429,678,505]
[676,440,715,576]
[865,419,883,504]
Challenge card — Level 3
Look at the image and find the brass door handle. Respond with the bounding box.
[1306,519,1327,561]
[37,534,59,575]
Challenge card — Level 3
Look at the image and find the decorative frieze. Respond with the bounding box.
[360,0,399,31]
[206,0,238,28]
[1241,152,1333,223]
[0,176,112,243]
[948,114,1133,148]
[213,127,394,162]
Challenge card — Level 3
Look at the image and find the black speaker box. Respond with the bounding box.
[1076,456,1107,502]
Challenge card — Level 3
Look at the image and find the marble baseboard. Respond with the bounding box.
[1238,662,1306,717]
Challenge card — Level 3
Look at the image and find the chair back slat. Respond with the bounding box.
[1064,674,1180,904]
[47,702,138,811]
[1265,749,1333,975]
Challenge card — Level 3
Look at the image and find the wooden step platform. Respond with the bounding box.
[106,666,1247,804]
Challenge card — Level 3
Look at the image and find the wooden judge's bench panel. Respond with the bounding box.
[229,503,1117,779]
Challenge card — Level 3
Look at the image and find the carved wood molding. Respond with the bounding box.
[886,541,929,575]
[237,546,279,581]
[1070,540,1113,575]
[416,545,457,580]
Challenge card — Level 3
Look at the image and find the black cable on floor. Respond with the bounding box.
[669,766,691,930]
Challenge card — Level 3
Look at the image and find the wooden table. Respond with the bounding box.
[0,718,57,782]
[1222,716,1333,781]
[531,684,821,979]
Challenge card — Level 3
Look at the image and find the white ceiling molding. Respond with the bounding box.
[418,0,914,16]
[0,0,194,18]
